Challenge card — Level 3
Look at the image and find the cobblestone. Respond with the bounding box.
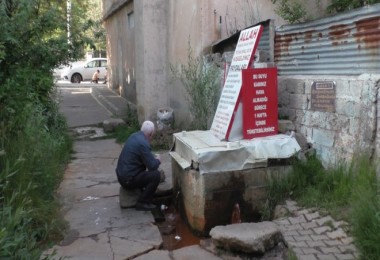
[275,200,358,260]
[313,226,331,234]
[317,254,337,260]
[305,211,320,221]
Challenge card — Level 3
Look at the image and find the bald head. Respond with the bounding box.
[141,121,155,140]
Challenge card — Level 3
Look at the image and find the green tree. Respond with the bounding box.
[84,0,106,56]
[0,0,93,258]
[271,0,380,23]
[327,0,380,13]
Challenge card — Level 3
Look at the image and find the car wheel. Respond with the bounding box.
[71,73,82,83]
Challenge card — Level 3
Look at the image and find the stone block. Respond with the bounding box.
[119,186,141,208]
[278,120,295,133]
[312,129,335,148]
[210,222,282,254]
[289,94,308,109]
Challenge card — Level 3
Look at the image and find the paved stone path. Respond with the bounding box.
[274,200,358,260]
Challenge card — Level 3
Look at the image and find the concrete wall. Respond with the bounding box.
[102,0,332,125]
[103,1,136,104]
[166,0,286,124]
[278,74,380,167]
[134,0,169,121]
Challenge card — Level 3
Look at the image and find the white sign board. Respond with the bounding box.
[210,25,263,141]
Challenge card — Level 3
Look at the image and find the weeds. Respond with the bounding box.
[0,100,71,258]
[170,44,221,130]
[110,106,174,151]
[266,154,380,260]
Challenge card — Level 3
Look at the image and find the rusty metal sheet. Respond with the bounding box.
[275,4,380,75]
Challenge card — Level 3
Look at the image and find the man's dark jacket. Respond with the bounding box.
[116,131,160,182]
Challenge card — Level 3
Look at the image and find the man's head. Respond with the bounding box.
[141,120,155,141]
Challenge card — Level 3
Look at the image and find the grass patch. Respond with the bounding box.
[266,154,380,259]
[109,106,175,151]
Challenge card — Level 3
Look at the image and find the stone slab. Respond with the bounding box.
[134,250,171,260]
[210,222,282,254]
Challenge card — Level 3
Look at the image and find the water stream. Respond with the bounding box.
[155,191,200,250]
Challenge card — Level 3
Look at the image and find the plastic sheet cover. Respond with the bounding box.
[170,130,301,174]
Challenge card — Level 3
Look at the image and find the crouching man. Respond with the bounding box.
[116,120,161,211]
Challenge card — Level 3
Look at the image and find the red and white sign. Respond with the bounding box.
[242,68,278,139]
[210,25,263,141]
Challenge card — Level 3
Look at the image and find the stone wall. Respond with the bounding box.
[278,74,380,167]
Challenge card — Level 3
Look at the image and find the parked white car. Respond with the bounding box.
[61,58,108,83]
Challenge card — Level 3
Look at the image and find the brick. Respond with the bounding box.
[317,254,338,260]
[340,237,354,245]
[284,230,300,236]
[313,226,332,235]
[295,209,310,215]
[320,247,341,254]
[311,235,328,241]
[302,248,320,254]
[324,240,342,247]
[292,247,304,255]
[299,229,314,235]
[306,240,326,248]
[332,220,348,228]
[284,235,295,242]
[305,212,320,221]
[334,253,356,260]
[288,241,308,248]
[289,215,307,225]
[326,228,347,240]
[316,216,334,226]
[283,224,303,231]
[294,235,312,242]
[301,221,318,230]
[298,254,317,260]
[339,245,358,254]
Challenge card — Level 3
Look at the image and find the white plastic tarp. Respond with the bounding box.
[170,130,301,174]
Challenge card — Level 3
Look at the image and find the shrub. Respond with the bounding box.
[171,45,221,130]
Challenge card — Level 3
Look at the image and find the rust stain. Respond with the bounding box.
[275,32,301,57]
[275,34,293,57]
[329,24,351,46]
[305,30,315,43]
[354,17,380,54]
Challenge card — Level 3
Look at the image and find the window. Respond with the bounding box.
[100,60,107,67]
[128,11,134,28]
[87,61,96,68]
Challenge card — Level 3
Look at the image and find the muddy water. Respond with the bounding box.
[156,206,200,250]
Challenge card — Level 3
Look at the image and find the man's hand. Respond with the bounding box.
[155,154,161,162]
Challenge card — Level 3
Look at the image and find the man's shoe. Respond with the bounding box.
[135,202,156,211]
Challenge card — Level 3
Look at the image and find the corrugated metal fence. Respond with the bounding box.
[275,3,380,76]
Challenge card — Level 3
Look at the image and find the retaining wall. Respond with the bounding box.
[278,74,380,167]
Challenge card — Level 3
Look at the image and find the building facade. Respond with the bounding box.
[101,0,329,124]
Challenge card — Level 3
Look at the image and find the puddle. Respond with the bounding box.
[156,205,200,250]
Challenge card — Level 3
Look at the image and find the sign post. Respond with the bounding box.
[210,25,263,141]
